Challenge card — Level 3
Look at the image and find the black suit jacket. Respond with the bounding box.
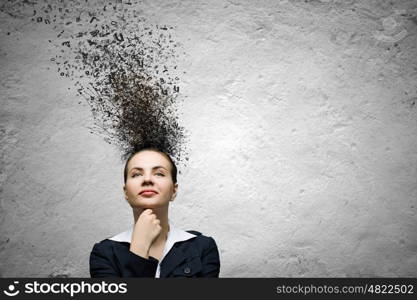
[89,230,220,278]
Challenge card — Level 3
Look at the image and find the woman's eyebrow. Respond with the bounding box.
[130,166,167,171]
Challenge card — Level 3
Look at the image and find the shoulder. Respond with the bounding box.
[185,230,218,250]
[90,239,124,256]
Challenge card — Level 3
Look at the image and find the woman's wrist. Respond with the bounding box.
[130,239,151,258]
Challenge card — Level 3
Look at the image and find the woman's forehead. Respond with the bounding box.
[128,150,171,169]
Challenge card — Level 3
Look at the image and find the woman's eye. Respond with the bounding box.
[132,173,142,177]
[156,173,165,176]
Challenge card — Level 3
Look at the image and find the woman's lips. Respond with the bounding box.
[140,191,157,196]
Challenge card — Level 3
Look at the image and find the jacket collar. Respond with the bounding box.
[107,220,196,245]
[108,220,197,277]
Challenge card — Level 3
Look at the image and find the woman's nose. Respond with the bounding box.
[142,173,153,183]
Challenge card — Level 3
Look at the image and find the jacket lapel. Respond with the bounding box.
[159,246,188,277]
[159,241,201,277]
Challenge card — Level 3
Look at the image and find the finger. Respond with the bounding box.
[144,208,154,214]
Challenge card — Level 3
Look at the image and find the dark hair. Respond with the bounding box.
[123,147,178,184]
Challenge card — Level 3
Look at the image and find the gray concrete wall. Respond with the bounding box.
[1,0,417,277]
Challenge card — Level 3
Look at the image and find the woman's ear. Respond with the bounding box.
[170,183,178,201]
[123,185,128,200]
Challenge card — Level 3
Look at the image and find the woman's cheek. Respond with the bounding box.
[127,185,136,198]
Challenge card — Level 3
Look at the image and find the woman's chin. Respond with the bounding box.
[133,202,168,209]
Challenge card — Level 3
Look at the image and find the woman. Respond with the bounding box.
[89,147,220,277]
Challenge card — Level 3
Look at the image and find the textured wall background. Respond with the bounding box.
[1,0,417,277]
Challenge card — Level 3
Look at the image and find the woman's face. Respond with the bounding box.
[123,150,178,209]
